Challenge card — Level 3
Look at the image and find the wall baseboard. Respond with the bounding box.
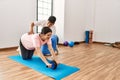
[93,41,111,44]
[0,46,18,51]
[0,41,111,51]
[58,41,85,45]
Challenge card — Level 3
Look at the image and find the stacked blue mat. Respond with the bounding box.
[9,55,80,80]
[85,31,89,43]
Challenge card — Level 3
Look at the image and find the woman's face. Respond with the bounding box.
[44,32,52,40]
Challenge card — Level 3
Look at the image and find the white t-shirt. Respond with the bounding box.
[34,20,56,35]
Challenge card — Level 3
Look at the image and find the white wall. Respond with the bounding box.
[94,0,120,43]
[0,0,36,48]
[84,0,96,31]
[63,0,120,43]
[1,0,120,48]
[54,0,87,43]
[54,0,65,43]
[64,0,86,42]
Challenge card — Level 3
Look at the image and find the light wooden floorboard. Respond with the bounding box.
[0,43,120,80]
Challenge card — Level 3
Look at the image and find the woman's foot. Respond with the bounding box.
[16,47,21,56]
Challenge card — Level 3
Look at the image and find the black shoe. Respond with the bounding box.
[44,54,51,56]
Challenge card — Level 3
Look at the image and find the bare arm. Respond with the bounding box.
[48,44,57,61]
[28,22,35,35]
[28,21,44,35]
[35,47,51,67]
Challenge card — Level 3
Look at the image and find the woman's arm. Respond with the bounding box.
[28,22,35,34]
[28,21,43,34]
[47,44,57,61]
[35,47,51,67]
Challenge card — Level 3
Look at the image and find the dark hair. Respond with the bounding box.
[48,16,56,24]
[41,27,52,34]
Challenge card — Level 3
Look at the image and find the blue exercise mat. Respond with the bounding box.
[8,55,80,80]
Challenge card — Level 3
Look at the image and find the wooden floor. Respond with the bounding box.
[0,43,120,80]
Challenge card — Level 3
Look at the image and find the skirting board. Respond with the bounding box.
[0,41,112,50]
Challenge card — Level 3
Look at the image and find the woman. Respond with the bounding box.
[29,16,59,55]
[20,27,57,67]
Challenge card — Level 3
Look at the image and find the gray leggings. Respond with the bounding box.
[19,40,34,60]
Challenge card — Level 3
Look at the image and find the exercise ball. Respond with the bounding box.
[68,41,74,47]
[63,41,68,46]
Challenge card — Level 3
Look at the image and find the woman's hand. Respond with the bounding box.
[31,22,34,27]
[46,63,52,68]
[28,22,35,35]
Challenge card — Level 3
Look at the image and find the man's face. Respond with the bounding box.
[47,21,54,27]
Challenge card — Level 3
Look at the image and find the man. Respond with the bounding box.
[29,16,59,56]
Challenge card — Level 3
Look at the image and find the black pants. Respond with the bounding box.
[19,40,34,60]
